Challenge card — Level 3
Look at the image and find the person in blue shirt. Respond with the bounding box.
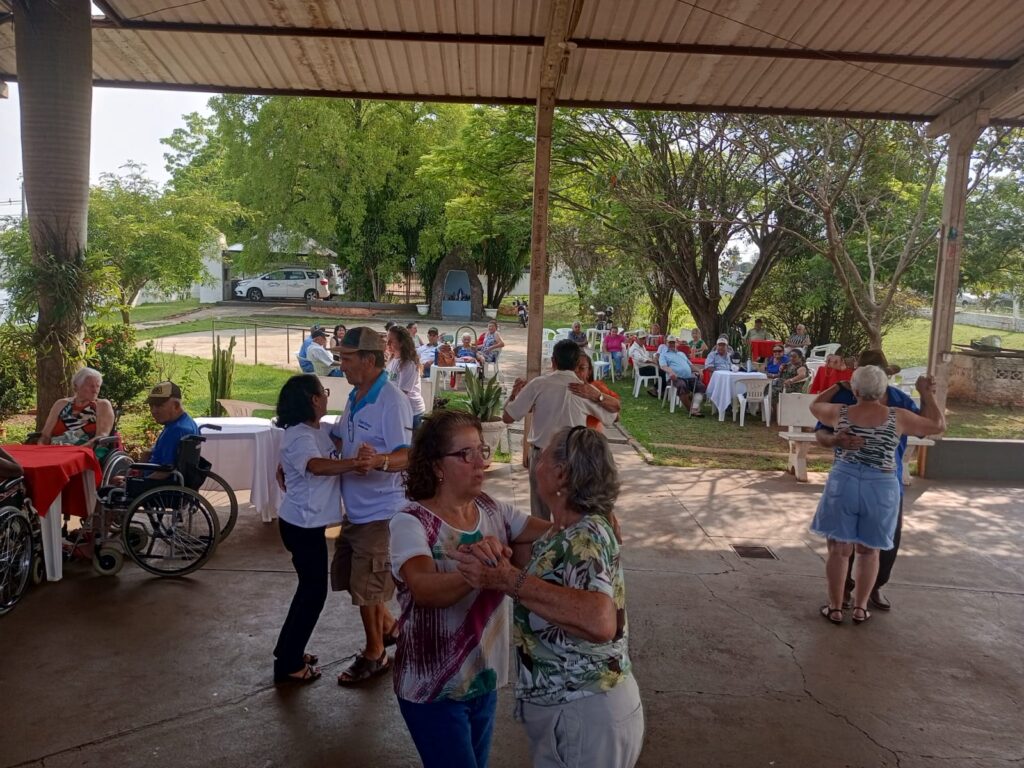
[764,344,789,377]
[144,381,200,476]
[295,325,324,373]
[658,336,706,416]
[814,350,942,612]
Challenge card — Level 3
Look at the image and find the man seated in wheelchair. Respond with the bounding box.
[108,381,201,498]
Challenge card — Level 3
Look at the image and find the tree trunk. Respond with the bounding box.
[643,271,674,334]
[14,0,93,430]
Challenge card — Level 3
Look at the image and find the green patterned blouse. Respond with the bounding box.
[513,514,631,705]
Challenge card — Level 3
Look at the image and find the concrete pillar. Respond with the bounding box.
[526,89,555,383]
[927,124,981,410]
[14,0,93,427]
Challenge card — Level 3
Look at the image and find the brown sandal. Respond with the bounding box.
[337,651,390,686]
[820,605,844,625]
[274,663,321,685]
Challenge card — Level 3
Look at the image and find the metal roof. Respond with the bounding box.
[1,0,1024,124]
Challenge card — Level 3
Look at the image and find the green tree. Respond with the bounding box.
[88,163,239,323]
[210,96,461,301]
[420,106,533,308]
[553,110,796,340]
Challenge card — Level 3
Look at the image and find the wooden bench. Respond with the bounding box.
[776,393,934,483]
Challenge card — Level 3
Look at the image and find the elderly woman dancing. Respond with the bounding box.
[809,366,944,625]
[455,426,643,768]
[390,409,550,768]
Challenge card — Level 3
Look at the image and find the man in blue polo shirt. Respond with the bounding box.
[329,326,413,685]
[814,350,941,612]
[114,381,199,493]
[659,336,706,416]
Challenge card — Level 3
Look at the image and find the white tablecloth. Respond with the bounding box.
[705,371,768,421]
[196,417,283,522]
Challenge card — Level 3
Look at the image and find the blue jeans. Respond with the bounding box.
[398,690,497,768]
[608,350,624,375]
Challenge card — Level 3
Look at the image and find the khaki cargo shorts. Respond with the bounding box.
[330,519,395,606]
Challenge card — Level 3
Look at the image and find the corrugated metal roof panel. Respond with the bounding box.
[2,1,1022,122]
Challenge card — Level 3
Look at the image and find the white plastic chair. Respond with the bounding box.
[556,327,573,336]
[806,359,825,379]
[542,328,557,342]
[481,353,501,379]
[808,343,840,361]
[733,378,772,427]
[633,369,661,399]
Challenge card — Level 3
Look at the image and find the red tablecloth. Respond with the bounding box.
[750,339,781,361]
[1,444,101,517]
[808,366,854,394]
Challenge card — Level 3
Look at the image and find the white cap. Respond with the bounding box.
[666,335,678,342]
[716,336,729,344]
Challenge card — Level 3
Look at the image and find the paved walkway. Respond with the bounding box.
[2,448,1022,767]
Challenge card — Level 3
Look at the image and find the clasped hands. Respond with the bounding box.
[354,443,384,475]
[449,536,517,592]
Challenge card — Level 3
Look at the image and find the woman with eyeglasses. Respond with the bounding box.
[271,375,367,686]
[389,409,551,768]
[764,345,789,378]
[454,426,643,768]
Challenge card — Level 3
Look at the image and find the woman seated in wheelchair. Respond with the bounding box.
[109,381,199,491]
[38,367,116,459]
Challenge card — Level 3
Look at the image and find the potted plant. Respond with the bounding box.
[416,304,430,316]
[462,372,506,453]
[483,307,498,319]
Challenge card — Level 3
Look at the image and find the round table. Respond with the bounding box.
[705,371,769,421]
[194,417,283,522]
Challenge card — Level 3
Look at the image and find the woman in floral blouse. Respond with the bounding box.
[455,426,643,768]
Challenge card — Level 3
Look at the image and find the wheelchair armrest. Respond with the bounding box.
[129,462,175,474]
[94,435,121,448]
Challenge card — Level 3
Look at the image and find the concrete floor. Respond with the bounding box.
[2,444,1022,768]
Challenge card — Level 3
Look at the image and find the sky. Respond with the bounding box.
[0,83,213,217]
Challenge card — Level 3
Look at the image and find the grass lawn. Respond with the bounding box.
[882,318,1024,368]
[606,377,1022,471]
[91,298,201,325]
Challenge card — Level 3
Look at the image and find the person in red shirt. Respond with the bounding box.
[809,354,853,394]
[572,355,621,432]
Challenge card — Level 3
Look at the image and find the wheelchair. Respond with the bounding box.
[76,429,226,577]
[0,476,43,615]
[96,425,238,542]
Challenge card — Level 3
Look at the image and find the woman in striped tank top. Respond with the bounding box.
[809,365,944,625]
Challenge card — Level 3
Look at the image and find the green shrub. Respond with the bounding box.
[0,323,36,423]
[85,323,156,413]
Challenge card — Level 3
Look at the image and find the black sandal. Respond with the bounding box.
[337,651,390,686]
[383,628,400,648]
[303,652,318,665]
[852,607,871,624]
[274,663,321,686]
[820,605,844,625]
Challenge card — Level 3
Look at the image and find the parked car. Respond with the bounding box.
[233,268,330,302]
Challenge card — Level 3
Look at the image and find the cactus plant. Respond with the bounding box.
[209,335,236,416]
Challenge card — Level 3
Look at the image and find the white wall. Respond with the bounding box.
[481,264,576,298]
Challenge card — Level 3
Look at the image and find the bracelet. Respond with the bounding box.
[510,568,529,602]
[381,454,390,472]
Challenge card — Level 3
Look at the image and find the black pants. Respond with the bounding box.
[846,495,903,594]
[273,519,328,677]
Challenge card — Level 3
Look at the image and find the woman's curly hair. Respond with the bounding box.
[405,409,482,500]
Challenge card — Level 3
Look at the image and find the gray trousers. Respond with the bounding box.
[528,444,550,521]
[519,675,644,768]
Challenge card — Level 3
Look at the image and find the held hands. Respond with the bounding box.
[355,443,378,475]
[450,538,516,592]
[510,378,527,401]
[834,428,865,451]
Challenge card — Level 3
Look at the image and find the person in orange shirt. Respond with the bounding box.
[571,355,621,431]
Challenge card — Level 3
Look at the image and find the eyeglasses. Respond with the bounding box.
[443,445,492,463]
[772,349,783,353]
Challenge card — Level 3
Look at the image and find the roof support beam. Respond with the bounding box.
[927,57,1024,137]
[87,18,1015,71]
[927,122,982,411]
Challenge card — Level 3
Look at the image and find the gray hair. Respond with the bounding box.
[72,367,103,390]
[547,426,620,518]
[851,365,888,401]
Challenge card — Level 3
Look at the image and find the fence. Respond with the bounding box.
[916,307,1024,334]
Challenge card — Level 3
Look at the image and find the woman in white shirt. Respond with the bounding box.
[386,326,426,431]
[272,375,368,685]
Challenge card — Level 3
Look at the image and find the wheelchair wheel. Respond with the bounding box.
[198,471,238,542]
[101,450,134,487]
[92,545,124,576]
[0,509,33,616]
[122,487,220,577]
